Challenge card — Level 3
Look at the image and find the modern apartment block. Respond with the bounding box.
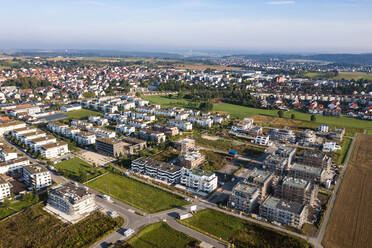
[229,182,260,213]
[23,165,52,190]
[276,177,317,205]
[167,119,193,131]
[180,167,218,193]
[131,157,181,184]
[289,163,327,183]
[39,142,69,159]
[263,154,288,175]
[268,128,297,143]
[47,182,96,218]
[73,132,96,146]
[122,137,147,154]
[174,138,195,153]
[242,169,274,201]
[0,145,17,162]
[179,151,205,169]
[0,121,26,135]
[95,138,123,157]
[152,124,179,137]
[328,128,345,141]
[28,135,57,152]
[259,196,308,228]
[0,177,11,201]
[0,157,30,174]
[274,146,296,166]
[137,129,166,143]
[299,151,332,170]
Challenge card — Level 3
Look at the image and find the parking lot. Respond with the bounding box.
[77,150,116,166]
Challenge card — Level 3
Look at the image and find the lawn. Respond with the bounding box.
[337,138,352,165]
[304,71,372,81]
[86,173,188,213]
[0,204,123,248]
[152,147,180,162]
[181,209,311,248]
[144,95,372,130]
[0,194,39,220]
[54,157,105,183]
[126,222,199,248]
[64,109,103,120]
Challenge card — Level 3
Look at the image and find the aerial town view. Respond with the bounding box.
[0,1,371,248]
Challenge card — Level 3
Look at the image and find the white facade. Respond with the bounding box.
[167,120,192,131]
[318,124,329,133]
[0,158,30,174]
[116,124,135,135]
[253,136,270,146]
[0,179,11,201]
[180,168,218,193]
[40,142,69,159]
[0,146,17,162]
[23,165,52,190]
[0,121,27,135]
[61,104,82,112]
[322,142,341,152]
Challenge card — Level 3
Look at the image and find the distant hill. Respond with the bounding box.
[6,49,184,59]
[229,53,372,66]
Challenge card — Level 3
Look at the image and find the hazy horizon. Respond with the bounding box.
[1,0,372,53]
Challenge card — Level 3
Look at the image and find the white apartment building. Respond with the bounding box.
[0,177,11,201]
[0,158,30,174]
[11,126,38,139]
[47,122,69,134]
[0,145,17,162]
[39,142,69,159]
[167,119,192,131]
[73,132,96,145]
[116,124,135,135]
[29,136,57,152]
[47,182,97,218]
[88,127,116,138]
[322,142,341,152]
[187,116,213,128]
[180,168,218,193]
[19,131,47,145]
[23,165,52,190]
[253,136,270,146]
[61,104,82,112]
[0,121,27,135]
[318,124,329,133]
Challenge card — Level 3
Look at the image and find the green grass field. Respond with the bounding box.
[144,95,372,131]
[181,209,311,248]
[54,157,105,182]
[64,109,102,120]
[87,173,188,213]
[304,71,372,81]
[127,222,199,248]
[0,204,123,248]
[0,196,39,220]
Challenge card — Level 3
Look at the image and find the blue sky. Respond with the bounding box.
[1,0,372,53]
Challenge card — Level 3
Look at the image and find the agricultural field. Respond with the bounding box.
[175,63,242,71]
[126,222,199,248]
[144,95,372,131]
[304,71,372,81]
[323,134,372,248]
[54,157,105,183]
[180,208,311,248]
[64,109,103,120]
[0,204,123,248]
[86,173,188,213]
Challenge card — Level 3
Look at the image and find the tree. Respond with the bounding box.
[291,114,296,119]
[135,92,142,97]
[199,101,213,112]
[168,94,173,99]
[277,110,284,118]
[177,92,184,99]
[78,169,88,182]
[311,114,316,122]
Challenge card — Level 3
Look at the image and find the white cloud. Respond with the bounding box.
[266,1,295,5]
